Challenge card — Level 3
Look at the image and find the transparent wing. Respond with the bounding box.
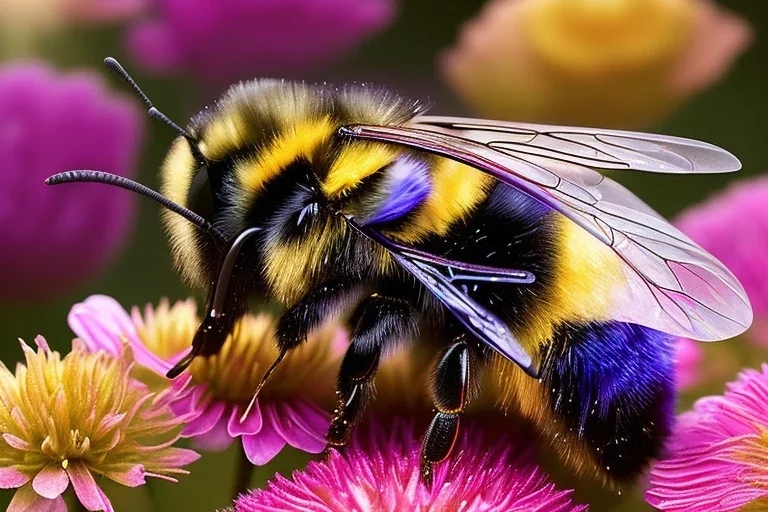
[345,219,539,376]
[413,116,742,174]
[339,118,752,341]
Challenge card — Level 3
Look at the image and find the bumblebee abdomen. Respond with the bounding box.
[542,321,674,482]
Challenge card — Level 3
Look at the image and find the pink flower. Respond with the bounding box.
[234,419,587,511]
[68,295,345,466]
[676,175,768,347]
[440,0,751,129]
[675,337,703,391]
[0,62,143,300]
[0,336,199,512]
[646,364,768,511]
[126,0,395,87]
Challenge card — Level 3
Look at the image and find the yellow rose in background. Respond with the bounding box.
[441,0,751,129]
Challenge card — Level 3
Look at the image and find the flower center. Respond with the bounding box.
[187,315,342,406]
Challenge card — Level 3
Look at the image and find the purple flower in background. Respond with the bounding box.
[233,420,587,512]
[0,62,143,301]
[125,0,395,87]
[676,175,768,347]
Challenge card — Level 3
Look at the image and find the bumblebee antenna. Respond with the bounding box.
[45,170,226,244]
[241,350,287,422]
[104,57,205,160]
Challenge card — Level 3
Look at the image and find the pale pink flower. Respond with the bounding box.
[234,420,587,512]
[0,336,198,512]
[68,295,345,466]
[441,0,751,129]
[676,175,768,347]
[646,364,768,511]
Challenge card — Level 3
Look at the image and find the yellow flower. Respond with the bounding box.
[441,0,751,128]
[0,336,198,512]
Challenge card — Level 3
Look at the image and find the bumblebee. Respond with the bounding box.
[48,58,752,485]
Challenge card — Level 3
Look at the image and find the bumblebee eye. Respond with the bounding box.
[187,166,214,221]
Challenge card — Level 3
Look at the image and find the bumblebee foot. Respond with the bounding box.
[419,339,481,485]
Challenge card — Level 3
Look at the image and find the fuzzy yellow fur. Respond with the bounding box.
[160,138,207,288]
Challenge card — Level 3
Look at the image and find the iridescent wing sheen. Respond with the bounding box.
[339,117,753,342]
[345,219,540,377]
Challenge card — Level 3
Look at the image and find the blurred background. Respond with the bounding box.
[0,0,766,510]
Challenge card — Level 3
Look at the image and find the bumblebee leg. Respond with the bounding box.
[276,279,362,353]
[326,294,418,448]
[247,279,364,405]
[420,338,477,486]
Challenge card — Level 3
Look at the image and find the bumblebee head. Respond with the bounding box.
[46,57,427,377]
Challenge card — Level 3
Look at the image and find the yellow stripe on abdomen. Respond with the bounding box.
[515,214,626,352]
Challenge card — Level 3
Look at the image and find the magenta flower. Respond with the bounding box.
[68,295,345,466]
[234,420,587,512]
[646,364,768,511]
[126,0,395,86]
[0,62,143,301]
[676,175,768,347]
[0,336,198,512]
[675,337,703,391]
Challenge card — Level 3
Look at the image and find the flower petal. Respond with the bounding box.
[228,403,263,438]
[102,464,146,487]
[0,467,30,489]
[68,463,113,512]
[8,483,67,512]
[182,399,226,438]
[193,412,235,451]
[3,433,31,450]
[242,411,286,466]
[68,295,133,356]
[277,403,328,453]
[32,464,69,500]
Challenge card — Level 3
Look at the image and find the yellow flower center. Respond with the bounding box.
[0,339,188,481]
[131,299,343,407]
[523,0,695,76]
[188,314,341,406]
[133,298,197,361]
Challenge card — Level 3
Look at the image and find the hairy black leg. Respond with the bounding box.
[326,294,418,447]
[241,279,365,418]
[420,338,481,486]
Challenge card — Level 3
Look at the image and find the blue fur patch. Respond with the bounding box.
[363,158,431,226]
[542,322,676,480]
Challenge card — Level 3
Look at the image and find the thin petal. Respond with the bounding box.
[102,464,145,487]
[0,467,30,489]
[68,463,112,512]
[228,403,263,437]
[32,464,69,500]
[242,412,286,466]
[3,433,31,450]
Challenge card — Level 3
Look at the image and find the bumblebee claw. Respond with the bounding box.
[420,462,434,489]
[240,350,287,422]
[166,350,196,379]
